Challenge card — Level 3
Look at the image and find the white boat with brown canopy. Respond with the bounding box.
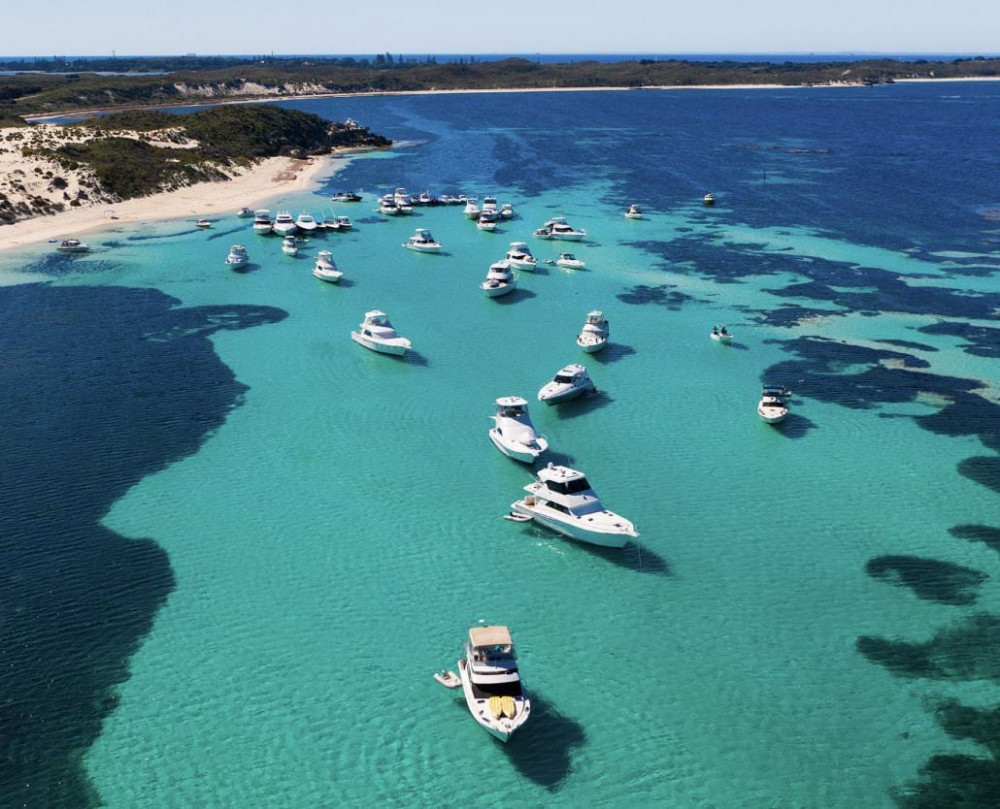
[457,625,531,742]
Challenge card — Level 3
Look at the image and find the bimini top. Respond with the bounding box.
[469,625,513,649]
[535,463,591,490]
[495,395,529,409]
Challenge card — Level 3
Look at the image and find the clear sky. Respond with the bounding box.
[4,0,999,58]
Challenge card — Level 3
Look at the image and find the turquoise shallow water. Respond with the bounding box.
[4,84,1000,808]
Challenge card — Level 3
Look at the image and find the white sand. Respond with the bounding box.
[0,154,336,252]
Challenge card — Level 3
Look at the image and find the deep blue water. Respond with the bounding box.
[4,81,1000,808]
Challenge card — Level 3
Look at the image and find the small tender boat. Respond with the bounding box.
[252,209,273,234]
[273,211,297,235]
[480,260,517,297]
[403,228,442,252]
[463,197,481,220]
[537,363,595,404]
[489,396,549,463]
[555,252,586,270]
[510,463,638,547]
[477,211,499,231]
[331,191,362,202]
[225,244,249,270]
[576,311,610,353]
[711,324,733,344]
[625,204,643,220]
[281,236,299,256]
[296,212,319,232]
[505,241,537,272]
[237,207,254,218]
[350,310,412,356]
[703,193,716,206]
[195,218,212,229]
[55,238,90,253]
[757,386,790,424]
[457,625,531,742]
[312,250,343,283]
[433,670,462,689]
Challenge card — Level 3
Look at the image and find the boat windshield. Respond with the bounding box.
[546,477,592,495]
[475,644,516,663]
[499,406,525,418]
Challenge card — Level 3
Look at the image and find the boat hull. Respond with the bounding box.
[511,499,631,548]
[507,260,536,272]
[538,384,591,405]
[489,428,543,463]
[351,331,408,356]
[576,338,607,353]
[313,268,343,284]
[758,407,787,424]
[482,280,516,297]
[457,659,529,743]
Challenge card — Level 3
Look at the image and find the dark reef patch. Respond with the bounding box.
[958,457,1000,494]
[919,320,1000,359]
[856,613,1000,682]
[875,338,939,353]
[0,283,286,809]
[865,555,987,605]
[893,700,1000,809]
[615,283,697,308]
[950,524,1000,555]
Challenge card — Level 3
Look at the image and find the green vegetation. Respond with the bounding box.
[33,105,390,200]
[1,56,999,122]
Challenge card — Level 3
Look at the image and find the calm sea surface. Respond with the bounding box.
[3,82,1000,809]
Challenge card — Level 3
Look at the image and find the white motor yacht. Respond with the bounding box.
[548,216,587,240]
[463,197,481,220]
[505,242,537,272]
[312,250,343,283]
[480,260,517,297]
[457,625,531,743]
[481,195,499,215]
[56,238,90,253]
[510,463,639,547]
[625,204,643,220]
[394,187,413,214]
[710,324,733,344]
[273,211,298,236]
[758,387,790,424]
[281,236,299,256]
[195,218,212,229]
[489,396,548,463]
[252,209,272,234]
[477,211,499,231]
[329,215,353,231]
[537,363,595,404]
[403,228,442,252]
[225,244,249,270]
[379,195,401,216]
[237,207,254,218]
[576,311,610,353]
[350,310,411,356]
[555,253,586,270]
[296,212,319,232]
[499,202,514,219]
[703,192,716,207]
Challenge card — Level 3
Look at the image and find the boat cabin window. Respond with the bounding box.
[476,643,515,662]
[547,477,592,495]
[553,374,575,384]
[500,406,525,418]
[546,501,571,514]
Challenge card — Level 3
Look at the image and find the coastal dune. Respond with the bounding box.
[0,152,332,251]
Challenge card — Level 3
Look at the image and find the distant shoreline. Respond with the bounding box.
[24,74,1000,123]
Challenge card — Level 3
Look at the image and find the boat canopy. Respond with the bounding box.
[470,625,513,649]
[496,395,528,409]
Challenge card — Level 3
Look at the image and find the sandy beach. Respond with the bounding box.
[0,152,338,253]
